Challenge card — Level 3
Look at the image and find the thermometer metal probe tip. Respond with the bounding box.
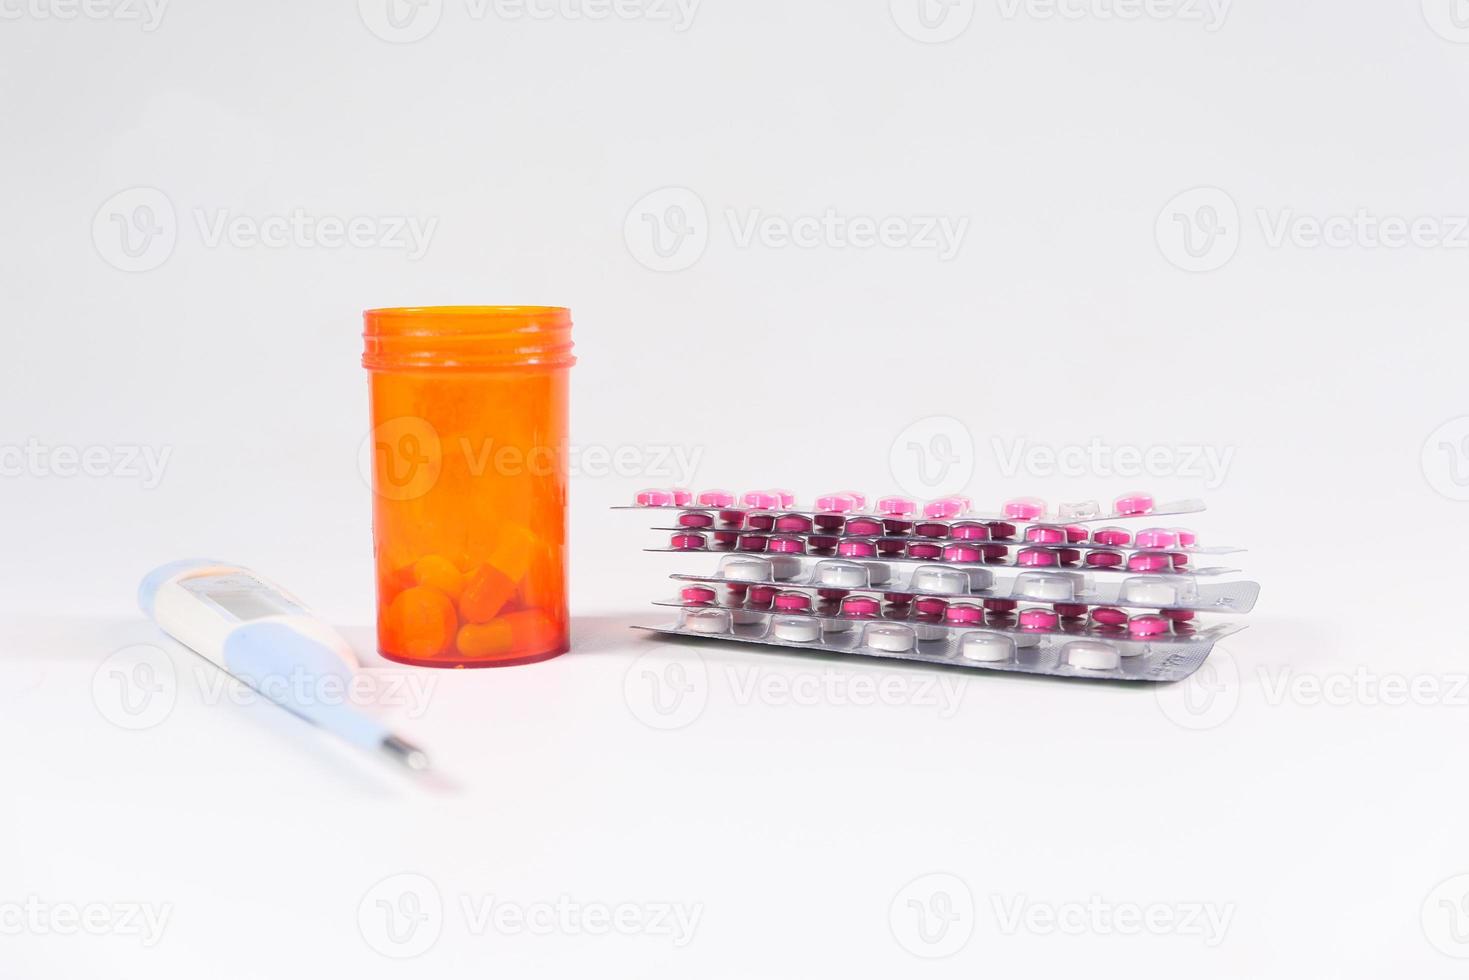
[382,734,431,772]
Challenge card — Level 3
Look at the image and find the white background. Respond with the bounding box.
[4,0,1469,975]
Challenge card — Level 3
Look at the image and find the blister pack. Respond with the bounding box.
[623,487,1258,683]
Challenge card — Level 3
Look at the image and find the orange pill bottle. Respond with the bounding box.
[362,307,574,667]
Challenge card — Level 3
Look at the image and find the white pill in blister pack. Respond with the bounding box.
[865,624,916,653]
[772,616,821,642]
[1013,571,1082,602]
[685,608,732,634]
[722,557,773,583]
[910,565,971,595]
[769,555,802,580]
[731,609,765,626]
[1065,640,1120,670]
[1121,576,1185,606]
[815,560,868,589]
[960,631,1016,663]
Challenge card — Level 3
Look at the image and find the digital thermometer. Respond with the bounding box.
[138,559,429,770]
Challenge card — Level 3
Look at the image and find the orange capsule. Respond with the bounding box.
[412,554,464,599]
[382,586,458,659]
[458,563,516,624]
[456,610,560,659]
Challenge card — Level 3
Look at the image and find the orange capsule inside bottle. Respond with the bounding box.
[363,306,574,667]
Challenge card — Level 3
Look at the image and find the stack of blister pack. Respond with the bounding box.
[621,488,1258,683]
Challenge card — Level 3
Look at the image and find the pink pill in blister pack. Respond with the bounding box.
[883,519,915,535]
[841,595,881,618]
[670,488,693,506]
[636,488,674,507]
[671,532,706,550]
[845,517,884,536]
[1065,525,1088,544]
[945,603,983,625]
[747,513,775,531]
[1025,524,1066,544]
[877,537,906,555]
[877,495,917,518]
[698,489,735,508]
[951,522,990,541]
[1134,527,1179,550]
[809,535,840,552]
[769,489,796,508]
[1171,553,1189,569]
[983,544,1009,563]
[1127,614,1169,638]
[768,535,805,554]
[818,588,849,601]
[1090,607,1128,627]
[1162,608,1195,622]
[984,599,1018,613]
[748,586,776,607]
[1092,527,1131,547]
[885,592,914,605]
[1127,551,1172,572]
[1054,603,1089,619]
[1086,550,1124,568]
[718,509,745,528]
[741,490,778,509]
[914,596,949,617]
[1017,548,1059,567]
[943,543,983,563]
[774,591,811,612]
[713,530,738,548]
[988,522,1018,541]
[923,496,971,519]
[1114,492,1155,516]
[1003,496,1046,521]
[908,542,943,559]
[738,535,767,552]
[915,522,950,539]
[679,511,713,528]
[838,539,877,559]
[1173,528,1197,547]
[814,514,845,531]
[816,492,859,513]
[681,586,716,604]
[775,514,813,533]
[1019,609,1059,631]
[1057,548,1081,566]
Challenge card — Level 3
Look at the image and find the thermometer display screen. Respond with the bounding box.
[182,572,305,622]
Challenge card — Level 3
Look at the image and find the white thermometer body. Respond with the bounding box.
[138,560,426,769]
